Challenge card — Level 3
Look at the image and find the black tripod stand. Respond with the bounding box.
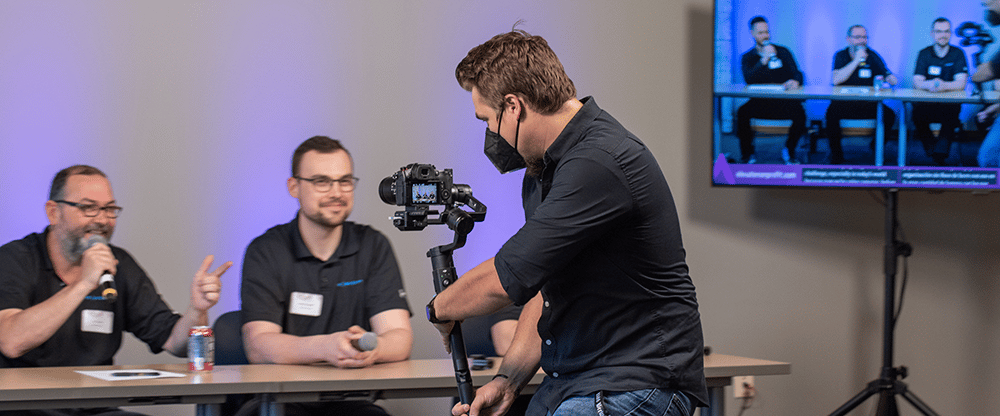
[829,190,938,416]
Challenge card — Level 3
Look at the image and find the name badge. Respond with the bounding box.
[82,310,113,334]
[858,68,872,79]
[768,58,783,70]
[290,292,323,317]
[928,66,942,76]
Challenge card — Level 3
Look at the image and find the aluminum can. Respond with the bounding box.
[188,326,214,371]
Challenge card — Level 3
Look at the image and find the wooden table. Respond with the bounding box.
[0,354,789,416]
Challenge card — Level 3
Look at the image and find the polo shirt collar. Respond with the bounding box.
[290,215,360,262]
[39,226,56,272]
[543,96,600,167]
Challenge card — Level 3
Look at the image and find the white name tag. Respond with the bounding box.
[768,58,783,70]
[859,68,872,79]
[289,292,323,317]
[82,310,113,334]
[928,66,942,76]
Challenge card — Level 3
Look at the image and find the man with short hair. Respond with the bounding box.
[436,30,707,416]
[0,165,231,416]
[737,15,807,164]
[912,17,969,165]
[240,136,412,416]
[826,25,898,164]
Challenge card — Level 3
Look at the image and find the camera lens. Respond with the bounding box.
[379,176,398,205]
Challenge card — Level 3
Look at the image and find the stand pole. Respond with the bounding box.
[428,245,476,405]
[828,190,938,416]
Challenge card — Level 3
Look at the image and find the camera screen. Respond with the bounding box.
[411,183,439,204]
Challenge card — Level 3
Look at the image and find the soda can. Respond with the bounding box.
[188,326,214,371]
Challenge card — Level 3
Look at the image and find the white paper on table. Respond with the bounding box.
[76,369,186,381]
[839,87,871,94]
[746,84,786,92]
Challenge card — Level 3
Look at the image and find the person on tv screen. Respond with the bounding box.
[737,15,807,165]
[239,136,412,416]
[974,95,1000,166]
[912,17,969,165]
[971,0,1000,167]
[0,164,231,416]
[436,29,707,416]
[826,25,898,165]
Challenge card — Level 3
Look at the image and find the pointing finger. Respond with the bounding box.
[211,261,234,277]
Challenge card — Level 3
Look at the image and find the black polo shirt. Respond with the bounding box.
[833,47,892,86]
[914,44,968,82]
[0,228,180,368]
[494,97,708,413]
[741,44,804,85]
[240,217,411,335]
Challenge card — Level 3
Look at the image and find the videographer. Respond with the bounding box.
[972,0,1000,82]
[970,1,1000,166]
[430,29,707,416]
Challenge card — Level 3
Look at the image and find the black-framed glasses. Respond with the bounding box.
[54,200,124,218]
[294,176,359,192]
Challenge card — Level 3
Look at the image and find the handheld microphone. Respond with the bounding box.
[351,332,378,352]
[854,45,867,65]
[85,235,117,302]
[761,40,776,61]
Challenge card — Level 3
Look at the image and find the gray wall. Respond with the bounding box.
[0,1,996,415]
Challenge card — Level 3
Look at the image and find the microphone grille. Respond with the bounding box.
[357,332,378,351]
[85,235,109,249]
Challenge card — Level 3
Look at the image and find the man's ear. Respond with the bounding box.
[45,200,60,225]
[504,94,523,121]
[287,177,299,198]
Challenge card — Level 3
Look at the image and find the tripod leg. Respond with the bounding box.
[900,388,940,416]
[828,380,879,416]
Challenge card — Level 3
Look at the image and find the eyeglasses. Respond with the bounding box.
[55,200,123,218]
[850,35,868,40]
[295,176,359,192]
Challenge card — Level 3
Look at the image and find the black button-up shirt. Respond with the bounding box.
[241,217,411,335]
[495,97,708,412]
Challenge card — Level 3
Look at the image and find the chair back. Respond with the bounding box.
[840,119,877,136]
[750,118,793,135]
[212,310,249,365]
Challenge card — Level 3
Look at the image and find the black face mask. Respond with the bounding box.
[483,110,526,174]
[988,9,1000,27]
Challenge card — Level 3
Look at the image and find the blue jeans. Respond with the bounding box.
[548,388,693,416]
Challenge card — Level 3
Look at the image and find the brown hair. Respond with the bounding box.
[455,29,576,115]
[292,136,352,177]
[49,165,107,201]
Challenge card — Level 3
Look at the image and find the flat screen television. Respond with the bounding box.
[712,0,1000,189]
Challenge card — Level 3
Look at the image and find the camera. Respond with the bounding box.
[958,21,995,67]
[958,21,993,48]
[379,163,471,207]
[379,163,485,232]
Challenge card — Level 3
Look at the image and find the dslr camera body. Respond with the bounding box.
[379,163,484,232]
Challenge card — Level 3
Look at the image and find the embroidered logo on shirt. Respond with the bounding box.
[337,279,363,287]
